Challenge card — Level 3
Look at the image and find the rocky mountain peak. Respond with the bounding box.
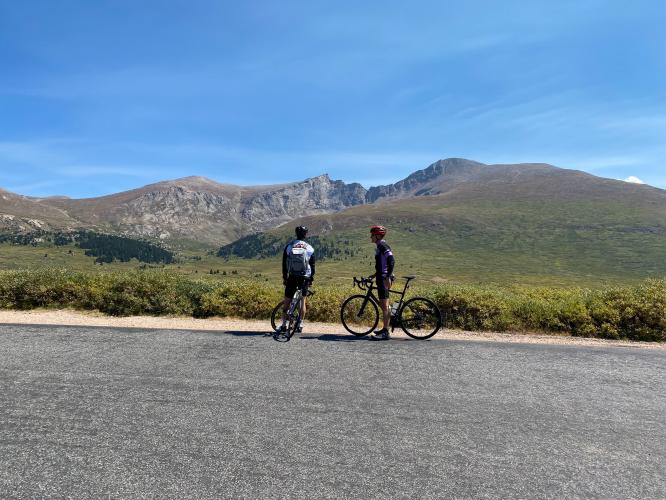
[304,173,331,183]
[365,158,487,202]
[149,175,231,192]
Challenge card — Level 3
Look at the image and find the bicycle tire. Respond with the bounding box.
[399,297,442,340]
[270,301,283,332]
[287,316,300,340]
[274,299,300,342]
[340,294,379,336]
[285,295,301,340]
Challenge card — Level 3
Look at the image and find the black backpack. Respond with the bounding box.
[286,241,309,277]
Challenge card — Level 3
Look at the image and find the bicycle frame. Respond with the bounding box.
[342,275,441,339]
[286,289,304,318]
[353,276,414,328]
[283,287,314,324]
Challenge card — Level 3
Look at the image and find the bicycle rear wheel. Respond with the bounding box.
[340,295,379,336]
[274,300,300,342]
[270,301,283,332]
[399,297,442,339]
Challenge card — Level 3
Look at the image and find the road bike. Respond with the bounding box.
[271,287,314,342]
[340,275,442,340]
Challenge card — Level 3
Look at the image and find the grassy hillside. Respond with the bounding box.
[218,179,666,286]
[3,162,665,287]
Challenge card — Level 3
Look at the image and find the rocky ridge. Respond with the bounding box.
[1,173,370,245]
[3,158,661,247]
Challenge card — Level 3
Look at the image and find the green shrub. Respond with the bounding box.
[603,280,666,342]
[200,280,281,318]
[431,284,514,331]
[305,286,348,323]
[94,271,205,316]
[0,269,89,309]
[0,269,664,341]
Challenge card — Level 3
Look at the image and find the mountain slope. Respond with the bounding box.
[3,157,666,284]
[220,161,666,284]
[0,188,79,232]
[366,158,487,201]
[6,174,367,246]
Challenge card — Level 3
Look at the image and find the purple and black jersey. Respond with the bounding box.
[375,240,395,278]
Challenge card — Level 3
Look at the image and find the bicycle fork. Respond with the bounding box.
[355,296,371,318]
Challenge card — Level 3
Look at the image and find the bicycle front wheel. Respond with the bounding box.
[340,295,379,336]
[285,303,301,340]
[399,297,442,340]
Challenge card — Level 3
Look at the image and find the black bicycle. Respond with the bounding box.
[340,276,442,340]
[271,288,314,342]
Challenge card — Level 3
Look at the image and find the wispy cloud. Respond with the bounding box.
[55,165,167,177]
[0,141,69,167]
[624,176,645,184]
[4,179,67,194]
[600,114,666,132]
[2,67,231,100]
[551,155,649,171]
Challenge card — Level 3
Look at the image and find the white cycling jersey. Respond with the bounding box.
[285,239,315,278]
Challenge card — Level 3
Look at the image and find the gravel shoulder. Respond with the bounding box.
[0,309,663,349]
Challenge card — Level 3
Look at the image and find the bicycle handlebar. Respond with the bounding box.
[353,276,374,290]
[353,275,405,291]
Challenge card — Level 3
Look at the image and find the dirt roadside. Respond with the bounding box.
[0,309,663,349]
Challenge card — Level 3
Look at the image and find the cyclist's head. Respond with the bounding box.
[295,225,308,239]
[370,225,386,239]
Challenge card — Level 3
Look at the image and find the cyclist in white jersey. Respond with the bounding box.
[278,225,315,333]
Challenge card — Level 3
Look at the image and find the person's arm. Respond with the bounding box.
[309,254,316,281]
[282,245,288,281]
[386,253,395,277]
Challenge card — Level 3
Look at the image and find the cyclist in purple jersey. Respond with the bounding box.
[369,225,395,340]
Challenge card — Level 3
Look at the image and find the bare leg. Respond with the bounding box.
[380,298,390,329]
[381,277,392,329]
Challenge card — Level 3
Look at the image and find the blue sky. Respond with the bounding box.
[1,0,665,197]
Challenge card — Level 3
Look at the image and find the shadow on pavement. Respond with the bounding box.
[220,329,367,342]
[221,330,423,342]
[223,330,273,338]
[300,333,366,342]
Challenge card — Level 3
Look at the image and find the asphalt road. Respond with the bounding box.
[0,324,664,499]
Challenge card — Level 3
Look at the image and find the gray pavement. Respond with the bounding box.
[0,324,664,499]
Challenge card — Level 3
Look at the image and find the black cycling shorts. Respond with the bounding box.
[284,276,310,299]
[376,276,391,300]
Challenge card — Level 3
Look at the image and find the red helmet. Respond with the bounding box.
[370,225,386,237]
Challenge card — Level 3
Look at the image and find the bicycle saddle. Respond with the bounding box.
[403,275,416,281]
